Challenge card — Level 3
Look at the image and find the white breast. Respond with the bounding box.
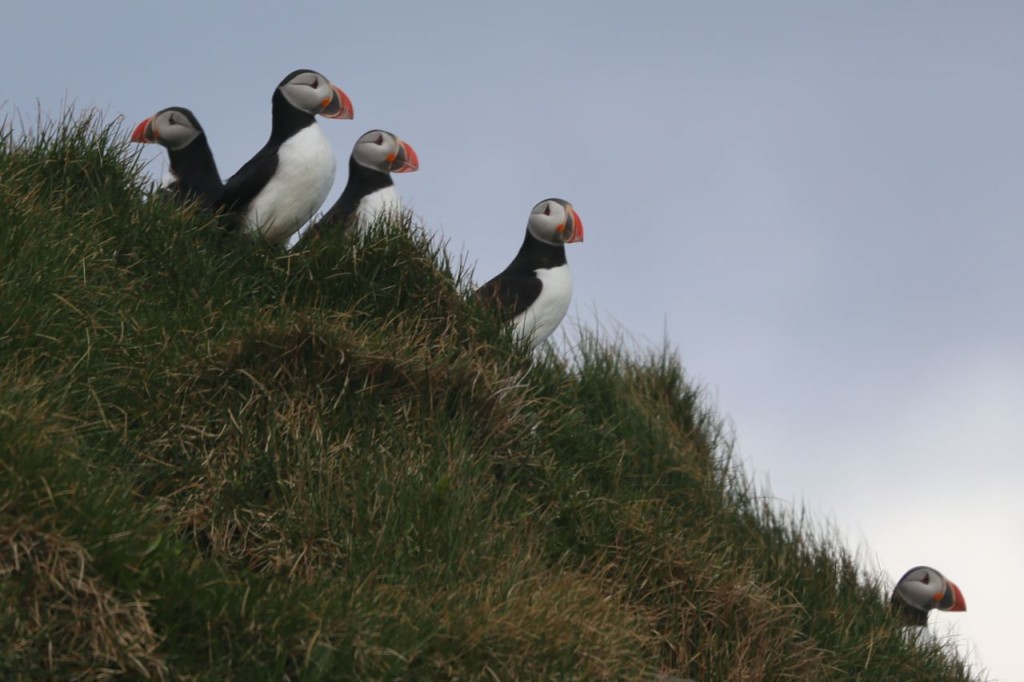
[512,264,573,349]
[244,124,336,245]
[354,186,402,231]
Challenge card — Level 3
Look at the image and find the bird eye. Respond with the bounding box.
[169,114,179,126]
[375,134,384,145]
[922,574,930,584]
[310,77,319,89]
[543,204,551,216]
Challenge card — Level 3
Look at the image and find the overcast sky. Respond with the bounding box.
[5,1,1023,678]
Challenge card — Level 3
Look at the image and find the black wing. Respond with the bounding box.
[476,268,542,320]
[304,157,393,241]
[216,147,279,220]
[303,190,358,241]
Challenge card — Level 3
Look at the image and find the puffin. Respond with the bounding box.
[303,129,419,240]
[130,107,223,208]
[216,68,354,245]
[891,566,966,643]
[477,198,584,349]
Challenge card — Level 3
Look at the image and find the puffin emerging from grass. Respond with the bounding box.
[217,68,354,245]
[891,566,966,642]
[303,129,419,241]
[130,107,223,209]
[477,198,584,349]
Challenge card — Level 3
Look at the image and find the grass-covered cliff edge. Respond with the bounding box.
[0,112,977,681]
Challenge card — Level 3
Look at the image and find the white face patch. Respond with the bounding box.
[527,199,574,245]
[279,70,334,115]
[152,109,202,151]
[352,130,397,173]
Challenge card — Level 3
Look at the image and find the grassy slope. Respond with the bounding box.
[0,112,977,681]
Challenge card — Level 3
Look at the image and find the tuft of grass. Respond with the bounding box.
[0,109,980,680]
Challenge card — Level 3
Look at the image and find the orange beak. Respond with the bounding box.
[566,207,584,243]
[130,117,155,143]
[389,139,419,173]
[320,84,354,119]
[946,580,967,612]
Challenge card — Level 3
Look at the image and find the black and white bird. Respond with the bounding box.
[891,566,966,642]
[477,198,584,349]
[130,107,223,208]
[304,129,419,239]
[217,68,354,245]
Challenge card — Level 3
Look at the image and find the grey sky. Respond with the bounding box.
[5,1,1023,678]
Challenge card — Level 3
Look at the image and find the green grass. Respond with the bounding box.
[0,109,979,681]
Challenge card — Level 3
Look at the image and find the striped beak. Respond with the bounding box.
[941,579,967,612]
[320,84,354,120]
[564,205,584,243]
[130,117,156,143]
[388,138,419,173]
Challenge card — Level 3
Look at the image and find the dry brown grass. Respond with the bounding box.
[1,521,168,680]
[139,315,535,582]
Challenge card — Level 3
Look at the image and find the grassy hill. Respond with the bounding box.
[0,110,977,681]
